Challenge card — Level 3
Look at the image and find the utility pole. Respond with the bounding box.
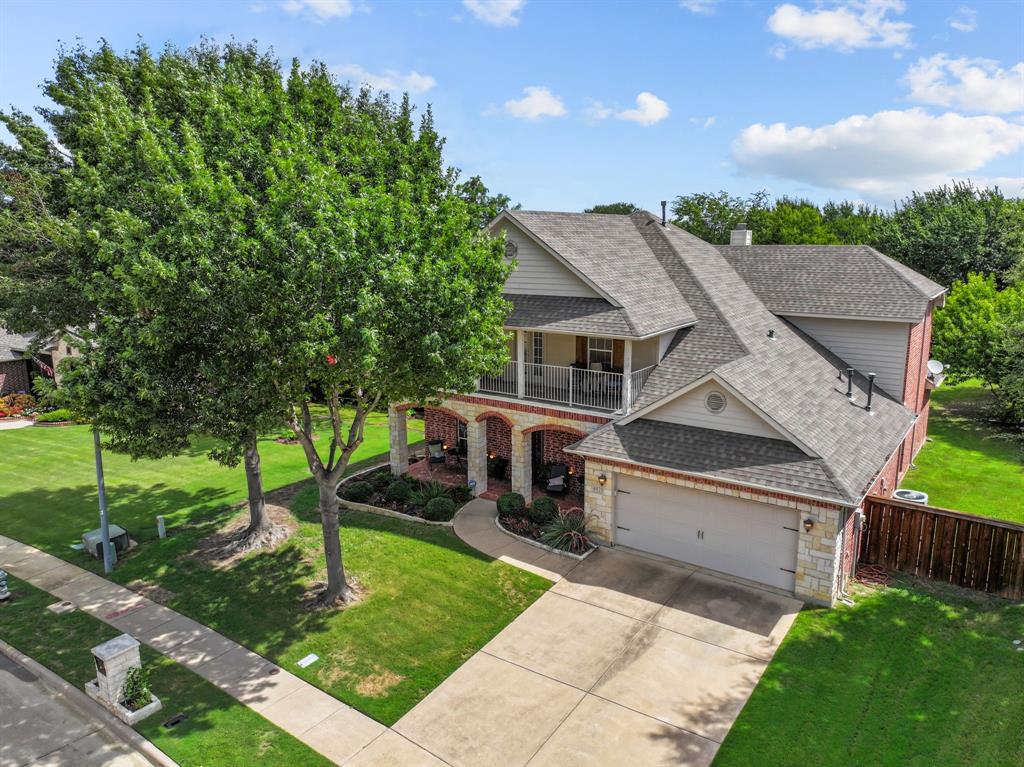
[93,428,113,574]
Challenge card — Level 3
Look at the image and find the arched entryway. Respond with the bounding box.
[475,412,513,498]
[406,406,470,487]
[522,426,586,509]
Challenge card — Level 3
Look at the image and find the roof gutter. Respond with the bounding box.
[503,319,697,341]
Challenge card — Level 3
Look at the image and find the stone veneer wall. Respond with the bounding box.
[584,457,849,606]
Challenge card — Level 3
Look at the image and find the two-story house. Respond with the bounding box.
[386,209,946,606]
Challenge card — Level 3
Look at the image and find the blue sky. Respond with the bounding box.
[1,0,1021,211]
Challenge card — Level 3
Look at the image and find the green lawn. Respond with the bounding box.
[714,577,1024,767]
[905,381,1024,523]
[1,576,332,767]
[0,415,549,726]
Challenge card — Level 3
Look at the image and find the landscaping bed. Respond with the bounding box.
[338,466,473,524]
[494,492,595,557]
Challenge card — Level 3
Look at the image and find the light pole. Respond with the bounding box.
[93,428,113,574]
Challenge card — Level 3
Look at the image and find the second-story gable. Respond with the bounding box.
[496,219,602,299]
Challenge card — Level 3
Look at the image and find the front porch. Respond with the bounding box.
[389,404,590,509]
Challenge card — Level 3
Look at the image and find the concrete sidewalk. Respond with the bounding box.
[0,535,425,766]
[0,647,153,767]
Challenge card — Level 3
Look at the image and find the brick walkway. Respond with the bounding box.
[0,535,443,766]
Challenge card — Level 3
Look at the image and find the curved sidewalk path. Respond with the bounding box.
[0,534,428,766]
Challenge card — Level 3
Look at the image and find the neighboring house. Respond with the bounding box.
[386,211,946,606]
[0,328,68,395]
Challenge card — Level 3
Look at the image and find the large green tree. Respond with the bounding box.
[584,202,638,215]
[1,43,512,596]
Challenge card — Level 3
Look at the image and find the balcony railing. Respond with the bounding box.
[477,362,656,412]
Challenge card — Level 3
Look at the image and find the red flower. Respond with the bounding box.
[326,354,337,365]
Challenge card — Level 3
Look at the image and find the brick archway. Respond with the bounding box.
[520,424,587,439]
[474,410,515,428]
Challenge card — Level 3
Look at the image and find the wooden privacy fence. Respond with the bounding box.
[859,496,1024,600]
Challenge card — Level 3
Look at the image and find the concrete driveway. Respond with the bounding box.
[394,545,801,767]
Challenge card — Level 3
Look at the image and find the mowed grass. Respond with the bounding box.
[0,412,550,725]
[905,381,1024,523]
[0,576,332,767]
[714,577,1024,767]
[0,408,414,559]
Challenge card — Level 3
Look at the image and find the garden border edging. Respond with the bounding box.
[493,516,595,561]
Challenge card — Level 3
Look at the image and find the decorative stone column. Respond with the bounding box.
[584,462,614,544]
[388,406,409,476]
[466,419,488,496]
[511,427,532,499]
[794,504,844,606]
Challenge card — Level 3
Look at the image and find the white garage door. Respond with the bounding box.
[615,475,800,591]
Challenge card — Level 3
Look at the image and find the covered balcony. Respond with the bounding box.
[477,330,659,413]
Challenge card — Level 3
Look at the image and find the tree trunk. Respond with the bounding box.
[243,437,269,537]
[318,479,349,604]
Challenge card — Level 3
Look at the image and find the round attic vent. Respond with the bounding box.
[704,391,727,414]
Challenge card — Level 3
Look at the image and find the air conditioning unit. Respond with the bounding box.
[82,525,130,559]
[893,489,928,504]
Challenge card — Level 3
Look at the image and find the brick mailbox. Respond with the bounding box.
[84,633,162,724]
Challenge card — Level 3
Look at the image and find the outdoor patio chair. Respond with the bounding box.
[546,463,569,495]
[427,440,446,464]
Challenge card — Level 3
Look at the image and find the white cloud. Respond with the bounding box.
[334,65,437,94]
[906,55,1024,114]
[616,92,671,125]
[768,0,912,55]
[281,0,353,20]
[733,108,1024,198]
[679,0,716,14]
[584,99,613,122]
[947,6,977,32]
[689,115,717,128]
[463,0,525,26]
[502,86,566,120]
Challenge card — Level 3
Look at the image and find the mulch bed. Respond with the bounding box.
[340,467,471,522]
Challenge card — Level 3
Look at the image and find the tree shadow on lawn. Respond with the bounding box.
[712,578,1024,767]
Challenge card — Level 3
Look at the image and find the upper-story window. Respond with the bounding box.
[588,336,613,370]
[530,332,544,365]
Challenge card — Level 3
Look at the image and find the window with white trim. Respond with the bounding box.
[588,336,613,369]
[530,332,544,365]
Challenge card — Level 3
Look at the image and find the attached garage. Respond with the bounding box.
[614,475,801,591]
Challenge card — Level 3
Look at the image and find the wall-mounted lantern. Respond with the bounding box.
[598,473,607,486]
[803,518,815,533]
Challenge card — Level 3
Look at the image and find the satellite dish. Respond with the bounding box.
[927,360,944,376]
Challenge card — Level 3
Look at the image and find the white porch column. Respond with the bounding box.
[388,406,409,476]
[466,418,488,496]
[516,330,526,399]
[511,426,532,499]
[622,339,633,412]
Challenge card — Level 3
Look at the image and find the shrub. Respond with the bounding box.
[120,666,151,711]
[496,492,526,518]
[500,515,539,538]
[423,496,457,522]
[411,480,448,507]
[528,497,559,525]
[451,484,473,504]
[385,480,412,504]
[33,408,75,423]
[540,508,591,554]
[342,480,374,503]
[369,469,394,491]
[2,393,35,410]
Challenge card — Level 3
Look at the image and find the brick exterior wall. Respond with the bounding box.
[424,408,461,450]
[485,417,512,461]
[902,302,936,459]
[538,429,585,479]
[0,360,31,395]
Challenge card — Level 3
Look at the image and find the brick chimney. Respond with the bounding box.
[730,223,752,246]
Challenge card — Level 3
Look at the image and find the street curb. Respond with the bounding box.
[0,638,179,767]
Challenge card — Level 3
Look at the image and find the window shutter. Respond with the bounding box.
[575,336,587,367]
[612,339,625,370]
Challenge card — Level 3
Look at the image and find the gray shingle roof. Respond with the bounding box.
[0,329,35,363]
[504,294,634,336]
[567,213,918,505]
[566,420,846,503]
[716,245,946,322]
[506,211,697,336]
